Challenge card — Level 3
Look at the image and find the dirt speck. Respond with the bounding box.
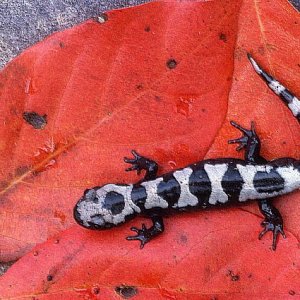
[227,270,240,281]
[219,32,227,42]
[97,13,108,23]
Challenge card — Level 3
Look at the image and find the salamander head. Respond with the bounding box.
[74,184,139,229]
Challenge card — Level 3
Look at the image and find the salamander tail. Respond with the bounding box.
[248,53,300,120]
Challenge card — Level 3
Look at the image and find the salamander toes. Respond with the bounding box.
[258,218,286,250]
[126,224,151,249]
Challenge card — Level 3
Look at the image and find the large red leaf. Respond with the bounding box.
[0,0,235,261]
[1,0,300,298]
[1,210,300,299]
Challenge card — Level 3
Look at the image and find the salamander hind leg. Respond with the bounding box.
[126,215,164,249]
[228,121,266,164]
[124,150,158,181]
[228,122,286,250]
[258,199,286,250]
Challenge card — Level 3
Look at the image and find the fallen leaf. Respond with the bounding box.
[0,0,300,298]
[1,210,300,299]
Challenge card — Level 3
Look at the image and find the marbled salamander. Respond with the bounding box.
[74,54,300,250]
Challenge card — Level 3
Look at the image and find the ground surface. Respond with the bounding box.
[0,0,299,69]
[0,0,151,69]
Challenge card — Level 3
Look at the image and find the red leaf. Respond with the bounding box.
[0,0,235,261]
[1,211,300,299]
[1,0,300,298]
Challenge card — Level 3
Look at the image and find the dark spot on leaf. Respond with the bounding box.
[33,251,39,256]
[289,290,296,296]
[15,165,30,177]
[93,287,100,294]
[166,59,178,69]
[180,234,188,244]
[136,84,143,90]
[0,181,9,189]
[154,95,161,102]
[54,239,59,244]
[144,26,151,32]
[115,285,138,299]
[201,108,206,113]
[97,13,108,23]
[59,42,64,48]
[219,33,227,42]
[47,275,53,281]
[227,270,240,281]
[23,112,47,129]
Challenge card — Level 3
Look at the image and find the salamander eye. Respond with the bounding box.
[83,188,97,203]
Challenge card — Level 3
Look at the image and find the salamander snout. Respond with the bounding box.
[73,188,114,229]
[74,184,137,230]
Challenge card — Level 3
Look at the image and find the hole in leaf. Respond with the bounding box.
[166,59,178,69]
[23,112,47,129]
[115,285,138,299]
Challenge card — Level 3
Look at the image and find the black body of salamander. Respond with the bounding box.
[74,54,300,250]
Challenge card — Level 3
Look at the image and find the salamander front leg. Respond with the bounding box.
[126,215,164,249]
[124,150,158,181]
[228,121,266,164]
[258,199,286,250]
